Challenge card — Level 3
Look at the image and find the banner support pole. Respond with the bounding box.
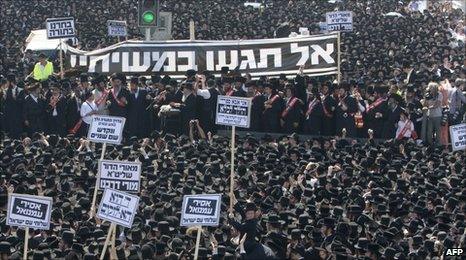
[90,142,107,218]
[100,223,116,260]
[23,227,29,260]
[229,126,236,213]
[337,31,341,84]
[193,226,202,260]
[59,39,64,79]
[145,28,151,41]
[189,19,195,41]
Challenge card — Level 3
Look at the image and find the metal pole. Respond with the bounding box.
[145,27,151,41]
[337,31,341,84]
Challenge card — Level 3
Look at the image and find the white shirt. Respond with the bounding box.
[80,101,97,125]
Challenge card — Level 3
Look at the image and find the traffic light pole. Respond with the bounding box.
[145,28,151,41]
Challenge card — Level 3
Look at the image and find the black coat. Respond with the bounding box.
[199,88,219,134]
[65,94,82,132]
[45,95,68,136]
[263,94,283,133]
[365,98,389,139]
[281,97,303,134]
[23,95,46,135]
[179,93,197,135]
[107,87,131,119]
[304,98,324,135]
[251,93,265,132]
[335,95,358,137]
[2,87,25,138]
[321,94,337,136]
[382,105,402,139]
[127,89,150,138]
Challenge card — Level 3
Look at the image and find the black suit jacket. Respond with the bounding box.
[180,93,197,135]
[107,87,131,118]
[23,95,46,134]
[127,89,150,137]
[2,87,25,137]
[65,95,82,131]
[383,106,402,139]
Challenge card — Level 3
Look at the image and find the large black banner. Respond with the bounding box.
[67,33,338,78]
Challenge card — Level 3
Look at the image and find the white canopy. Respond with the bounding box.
[25,29,70,52]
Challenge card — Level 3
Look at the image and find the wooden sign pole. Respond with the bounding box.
[23,227,29,260]
[100,223,116,260]
[110,226,117,258]
[189,19,195,41]
[229,126,236,213]
[59,39,64,79]
[193,226,202,260]
[90,142,107,218]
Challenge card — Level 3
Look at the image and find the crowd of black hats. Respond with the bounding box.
[0,130,465,259]
[1,0,465,81]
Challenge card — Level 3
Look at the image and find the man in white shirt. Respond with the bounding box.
[79,91,97,136]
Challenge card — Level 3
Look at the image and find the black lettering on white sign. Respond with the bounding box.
[7,194,52,230]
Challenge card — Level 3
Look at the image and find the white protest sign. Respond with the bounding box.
[98,160,141,193]
[107,20,127,37]
[46,17,75,39]
[215,96,251,128]
[180,194,222,227]
[7,194,52,230]
[326,11,353,32]
[97,188,139,228]
[87,115,126,145]
[450,123,466,151]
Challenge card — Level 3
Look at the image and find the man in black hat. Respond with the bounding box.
[197,75,218,134]
[263,83,283,133]
[2,73,25,138]
[365,86,389,139]
[382,93,403,139]
[91,74,109,115]
[65,81,83,135]
[232,76,247,97]
[23,82,46,135]
[281,85,303,134]
[45,83,67,136]
[335,83,358,137]
[262,214,287,259]
[303,86,323,135]
[229,202,259,251]
[248,80,265,132]
[320,217,336,248]
[107,73,130,119]
[321,82,337,136]
[79,73,90,93]
[170,81,197,135]
[127,76,150,138]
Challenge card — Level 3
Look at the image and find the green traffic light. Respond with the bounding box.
[142,11,155,24]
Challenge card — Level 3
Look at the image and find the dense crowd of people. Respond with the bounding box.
[0,0,466,260]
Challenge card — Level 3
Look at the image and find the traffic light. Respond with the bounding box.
[138,0,159,27]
